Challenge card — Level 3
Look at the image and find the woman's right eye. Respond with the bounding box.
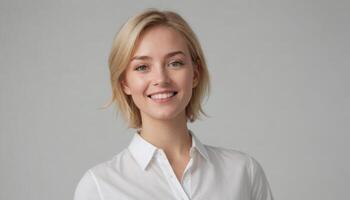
[135,65,147,71]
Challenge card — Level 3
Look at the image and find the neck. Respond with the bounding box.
[138,111,192,160]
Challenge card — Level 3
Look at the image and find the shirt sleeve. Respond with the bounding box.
[248,156,274,200]
[74,170,103,200]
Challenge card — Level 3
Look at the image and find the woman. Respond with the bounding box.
[74,9,273,200]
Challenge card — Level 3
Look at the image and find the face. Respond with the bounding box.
[121,25,199,124]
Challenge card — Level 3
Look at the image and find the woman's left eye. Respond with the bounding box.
[169,61,184,67]
[135,65,148,71]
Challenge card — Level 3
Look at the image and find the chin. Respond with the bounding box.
[152,113,180,121]
[143,109,186,122]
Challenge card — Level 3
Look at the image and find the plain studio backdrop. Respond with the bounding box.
[1,0,349,199]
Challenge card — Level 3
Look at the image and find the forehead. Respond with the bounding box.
[132,25,190,57]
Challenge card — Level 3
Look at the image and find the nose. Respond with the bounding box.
[151,64,171,87]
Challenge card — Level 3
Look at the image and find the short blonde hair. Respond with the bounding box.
[107,8,210,128]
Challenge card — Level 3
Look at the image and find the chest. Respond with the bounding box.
[99,157,252,200]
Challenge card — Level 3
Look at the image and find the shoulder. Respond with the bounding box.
[204,144,253,165]
[204,144,267,179]
[87,148,132,177]
[204,145,274,199]
[75,149,131,187]
[74,149,133,199]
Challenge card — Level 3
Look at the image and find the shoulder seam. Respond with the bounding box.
[246,155,254,187]
[88,170,105,200]
[246,155,253,197]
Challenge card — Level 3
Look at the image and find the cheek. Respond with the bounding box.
[126,76,147,94]
[179,71,194,89]
[132,83,147,95]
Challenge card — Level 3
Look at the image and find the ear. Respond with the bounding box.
[121,79,131,95]
[192,63,200,88]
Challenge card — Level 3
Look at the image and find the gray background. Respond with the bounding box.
[1,0,349,199]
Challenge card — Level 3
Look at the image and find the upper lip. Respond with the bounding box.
[147,90,177,97]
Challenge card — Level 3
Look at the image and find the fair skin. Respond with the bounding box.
[121,25,199,181]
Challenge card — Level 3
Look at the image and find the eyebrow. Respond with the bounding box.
[130,51,186,61]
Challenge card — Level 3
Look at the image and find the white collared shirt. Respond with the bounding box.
[74,130,273,200]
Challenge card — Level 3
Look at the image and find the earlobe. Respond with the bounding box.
[192,64,200,88]
[121,80,131,95]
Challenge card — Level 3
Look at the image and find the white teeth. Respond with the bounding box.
[150,92,176,100]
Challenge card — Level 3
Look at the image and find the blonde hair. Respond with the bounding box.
[107,8,210,128]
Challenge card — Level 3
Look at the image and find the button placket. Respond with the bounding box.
[156,149,190,200]
[180,156,194,198]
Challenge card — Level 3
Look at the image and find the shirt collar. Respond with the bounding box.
[127,129,210,171]
[189,129,210,162]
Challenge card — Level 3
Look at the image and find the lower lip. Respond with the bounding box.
[149,94,176,103]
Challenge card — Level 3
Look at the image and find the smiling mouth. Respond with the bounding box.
[147,92,178,100]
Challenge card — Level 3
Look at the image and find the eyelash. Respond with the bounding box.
[134,61,184,71]
[169,61,184,67]
[135,65,147,71]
